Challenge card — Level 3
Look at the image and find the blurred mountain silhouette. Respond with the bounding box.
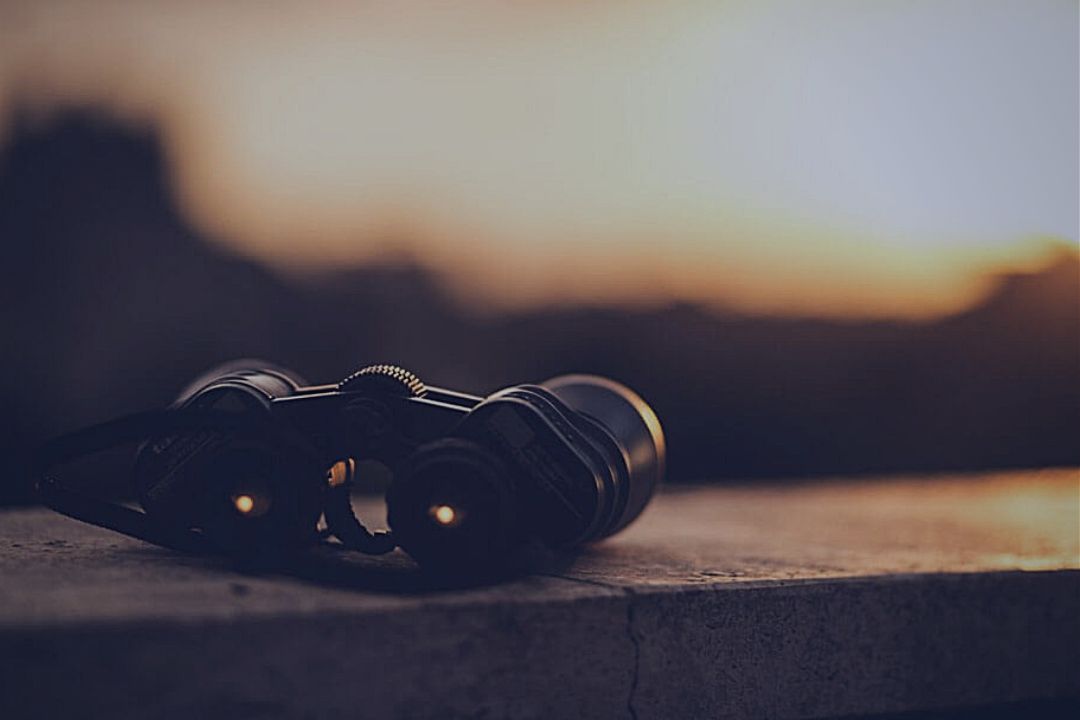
[1,108,1077,504]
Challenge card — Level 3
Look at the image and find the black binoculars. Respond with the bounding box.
[38,362,665,573]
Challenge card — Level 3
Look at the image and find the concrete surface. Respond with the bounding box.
[1,468,1077,719]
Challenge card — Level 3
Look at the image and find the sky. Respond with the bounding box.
[0,0,1077,317]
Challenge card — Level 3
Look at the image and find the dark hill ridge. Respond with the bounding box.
[1,109,1077,503]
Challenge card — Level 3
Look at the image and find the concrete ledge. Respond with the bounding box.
[1,469,1077,719]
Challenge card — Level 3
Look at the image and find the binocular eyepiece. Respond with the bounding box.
[39,361,665,573]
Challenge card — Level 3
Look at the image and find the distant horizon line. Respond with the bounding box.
[2,103,1076,323]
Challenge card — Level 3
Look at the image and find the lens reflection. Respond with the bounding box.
[430,504,460,527]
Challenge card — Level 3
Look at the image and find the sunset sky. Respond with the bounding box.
[0,0,1076,317]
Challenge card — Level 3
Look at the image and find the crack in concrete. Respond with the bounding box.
[541,573,642,719]
[625,589,640,720]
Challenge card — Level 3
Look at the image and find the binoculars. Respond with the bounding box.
[38,361,665,573]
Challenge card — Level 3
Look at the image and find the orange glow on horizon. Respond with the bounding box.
[1,1,1075,319]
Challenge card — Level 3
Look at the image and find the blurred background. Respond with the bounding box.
[0,0,1076,504]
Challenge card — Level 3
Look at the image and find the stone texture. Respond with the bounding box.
[0,468,1077,719]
